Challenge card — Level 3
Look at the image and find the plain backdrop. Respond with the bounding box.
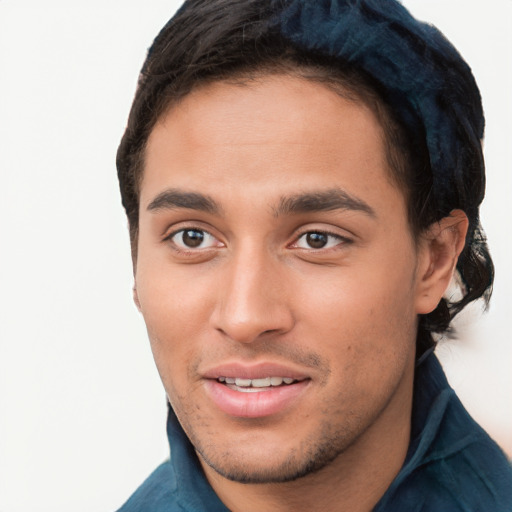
[0,1,511,510]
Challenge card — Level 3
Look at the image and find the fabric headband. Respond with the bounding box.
[275,0,485,215]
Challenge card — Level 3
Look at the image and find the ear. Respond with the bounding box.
[415,209,469,315]
[133,284,142,312]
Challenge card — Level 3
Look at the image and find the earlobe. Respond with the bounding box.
[415,209,469,315]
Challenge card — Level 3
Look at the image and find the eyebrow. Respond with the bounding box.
[274,188,376,218]
[146,187,375,219]
[147,189,220,214]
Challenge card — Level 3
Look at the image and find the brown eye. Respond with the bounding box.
[170,229,219,250]
[182,229,204,247]
[294,231,349,250]
[305,232,328,249]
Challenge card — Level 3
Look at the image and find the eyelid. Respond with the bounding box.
[161,219,218,241]
[161,222,352,253]
[163,225,224,252]
[290,228,353,250]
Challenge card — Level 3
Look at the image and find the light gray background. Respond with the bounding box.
[0,1,510,510]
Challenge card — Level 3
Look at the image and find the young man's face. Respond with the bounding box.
[134,75,432,483]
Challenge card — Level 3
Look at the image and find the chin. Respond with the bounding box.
[194,422,352,484]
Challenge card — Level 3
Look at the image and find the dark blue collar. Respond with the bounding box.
[166,404,229,511]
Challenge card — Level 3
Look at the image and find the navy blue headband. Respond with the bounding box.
[275,0,485,212]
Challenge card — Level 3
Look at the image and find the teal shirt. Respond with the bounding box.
[118,352,512,511]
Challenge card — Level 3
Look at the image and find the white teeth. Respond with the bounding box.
[233,386,265,393]
[252,377,271,388]
[235,378,252,387]
[218,376,298,387]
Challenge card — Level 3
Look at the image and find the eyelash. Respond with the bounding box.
[292,230,352,251]
[164,227,222,252]
[164,226,352,254]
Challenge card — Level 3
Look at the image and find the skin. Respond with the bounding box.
[134,75,467,512]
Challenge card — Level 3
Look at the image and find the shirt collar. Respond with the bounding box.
[166,404,229,511]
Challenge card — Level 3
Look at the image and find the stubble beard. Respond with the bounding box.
[186,415,359,485]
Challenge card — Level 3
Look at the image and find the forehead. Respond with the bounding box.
[141,75,404,216]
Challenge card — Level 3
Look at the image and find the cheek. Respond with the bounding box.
[296,256,418,379]
[135,267,213,386]
[300,257,417,333]
[136,250,214,328]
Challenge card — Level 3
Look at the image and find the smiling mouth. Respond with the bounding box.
[206,373,310,417]
[217,376,304,392]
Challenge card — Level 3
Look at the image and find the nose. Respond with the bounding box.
[211,247,294,344]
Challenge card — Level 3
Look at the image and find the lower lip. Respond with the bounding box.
[204,380,309,418]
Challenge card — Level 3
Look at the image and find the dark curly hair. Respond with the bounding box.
[117,0,493,355]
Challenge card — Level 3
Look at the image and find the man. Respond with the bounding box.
[115,0,512,510]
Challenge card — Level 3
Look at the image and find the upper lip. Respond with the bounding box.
[202,362,310,381]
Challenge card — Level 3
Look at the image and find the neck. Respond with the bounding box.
[200,363,414,512]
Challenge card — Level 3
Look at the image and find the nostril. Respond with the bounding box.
[211,300,295,344]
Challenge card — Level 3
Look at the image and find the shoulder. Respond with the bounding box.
[426,380,512,510]
[425,434,512,510]
[376,435,512,511]
[376,353,512,511]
